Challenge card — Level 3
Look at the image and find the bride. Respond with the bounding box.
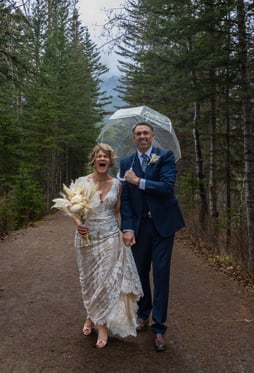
[73,143,143,348]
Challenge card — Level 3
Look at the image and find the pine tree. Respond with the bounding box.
[109,0,254,270]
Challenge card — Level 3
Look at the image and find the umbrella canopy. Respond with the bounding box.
[97,106,181,167]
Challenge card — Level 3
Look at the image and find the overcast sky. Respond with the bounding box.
[78,0,123,76]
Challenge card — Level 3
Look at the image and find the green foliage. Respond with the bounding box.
[177,168,199,203]
[111,0,254,270]
[0,0,109,230]
[0,84,21,192]
[0,168,45,232]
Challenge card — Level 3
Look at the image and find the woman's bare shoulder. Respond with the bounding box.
[84,174,94,182]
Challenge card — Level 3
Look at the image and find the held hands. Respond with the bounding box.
[122,231,136,247]
[124,170,140,185]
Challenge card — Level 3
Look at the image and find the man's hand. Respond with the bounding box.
[124,170,140,185]
[122,230,136,246]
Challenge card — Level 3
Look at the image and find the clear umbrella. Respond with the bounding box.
[97,106,181,172]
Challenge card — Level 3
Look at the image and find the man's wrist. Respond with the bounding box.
[139,178,146,189]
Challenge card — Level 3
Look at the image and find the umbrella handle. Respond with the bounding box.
[117,167,132,182]
[117,172,125,182]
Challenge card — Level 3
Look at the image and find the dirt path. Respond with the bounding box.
[1,212,254,373]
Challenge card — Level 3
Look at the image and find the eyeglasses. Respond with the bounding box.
[134,131,152,137]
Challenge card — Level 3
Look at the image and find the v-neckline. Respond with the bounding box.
[100,179,115,202]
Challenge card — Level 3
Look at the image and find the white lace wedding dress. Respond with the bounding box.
[74,177,143,337]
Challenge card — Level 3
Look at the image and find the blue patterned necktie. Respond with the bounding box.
[141,153,149,173]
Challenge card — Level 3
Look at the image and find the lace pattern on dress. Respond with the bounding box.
[74,178,143,337]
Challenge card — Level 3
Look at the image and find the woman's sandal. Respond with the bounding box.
[82,320,94,336]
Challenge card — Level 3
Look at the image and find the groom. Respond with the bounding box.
[119,122,185,351]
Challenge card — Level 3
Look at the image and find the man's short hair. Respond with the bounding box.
[131,122,154,133]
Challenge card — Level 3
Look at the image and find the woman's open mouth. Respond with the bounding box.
[98,162,107,169]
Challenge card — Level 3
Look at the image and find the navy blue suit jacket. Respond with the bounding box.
[120,147,185,238]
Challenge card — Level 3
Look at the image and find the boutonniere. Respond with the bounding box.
[149,153,160,165]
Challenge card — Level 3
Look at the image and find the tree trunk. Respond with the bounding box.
[225,76,231,250]
[208,69,220,253]
[237,1,254,273]
[193,102,208,230]
[208,68,219,247]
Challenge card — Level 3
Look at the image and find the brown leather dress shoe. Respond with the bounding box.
[136,318,149,331]
[154,333,166,351]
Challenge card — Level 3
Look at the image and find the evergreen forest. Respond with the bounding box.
[107,0,254,275]
[0,0,109,234]
[0,0,254,275]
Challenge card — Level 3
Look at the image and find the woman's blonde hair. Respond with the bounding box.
[89,143,117,168]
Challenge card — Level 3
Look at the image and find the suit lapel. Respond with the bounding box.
[132,147,160,176]
[145,147,159,175]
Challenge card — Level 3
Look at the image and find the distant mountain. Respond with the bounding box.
[101,75,126,112]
